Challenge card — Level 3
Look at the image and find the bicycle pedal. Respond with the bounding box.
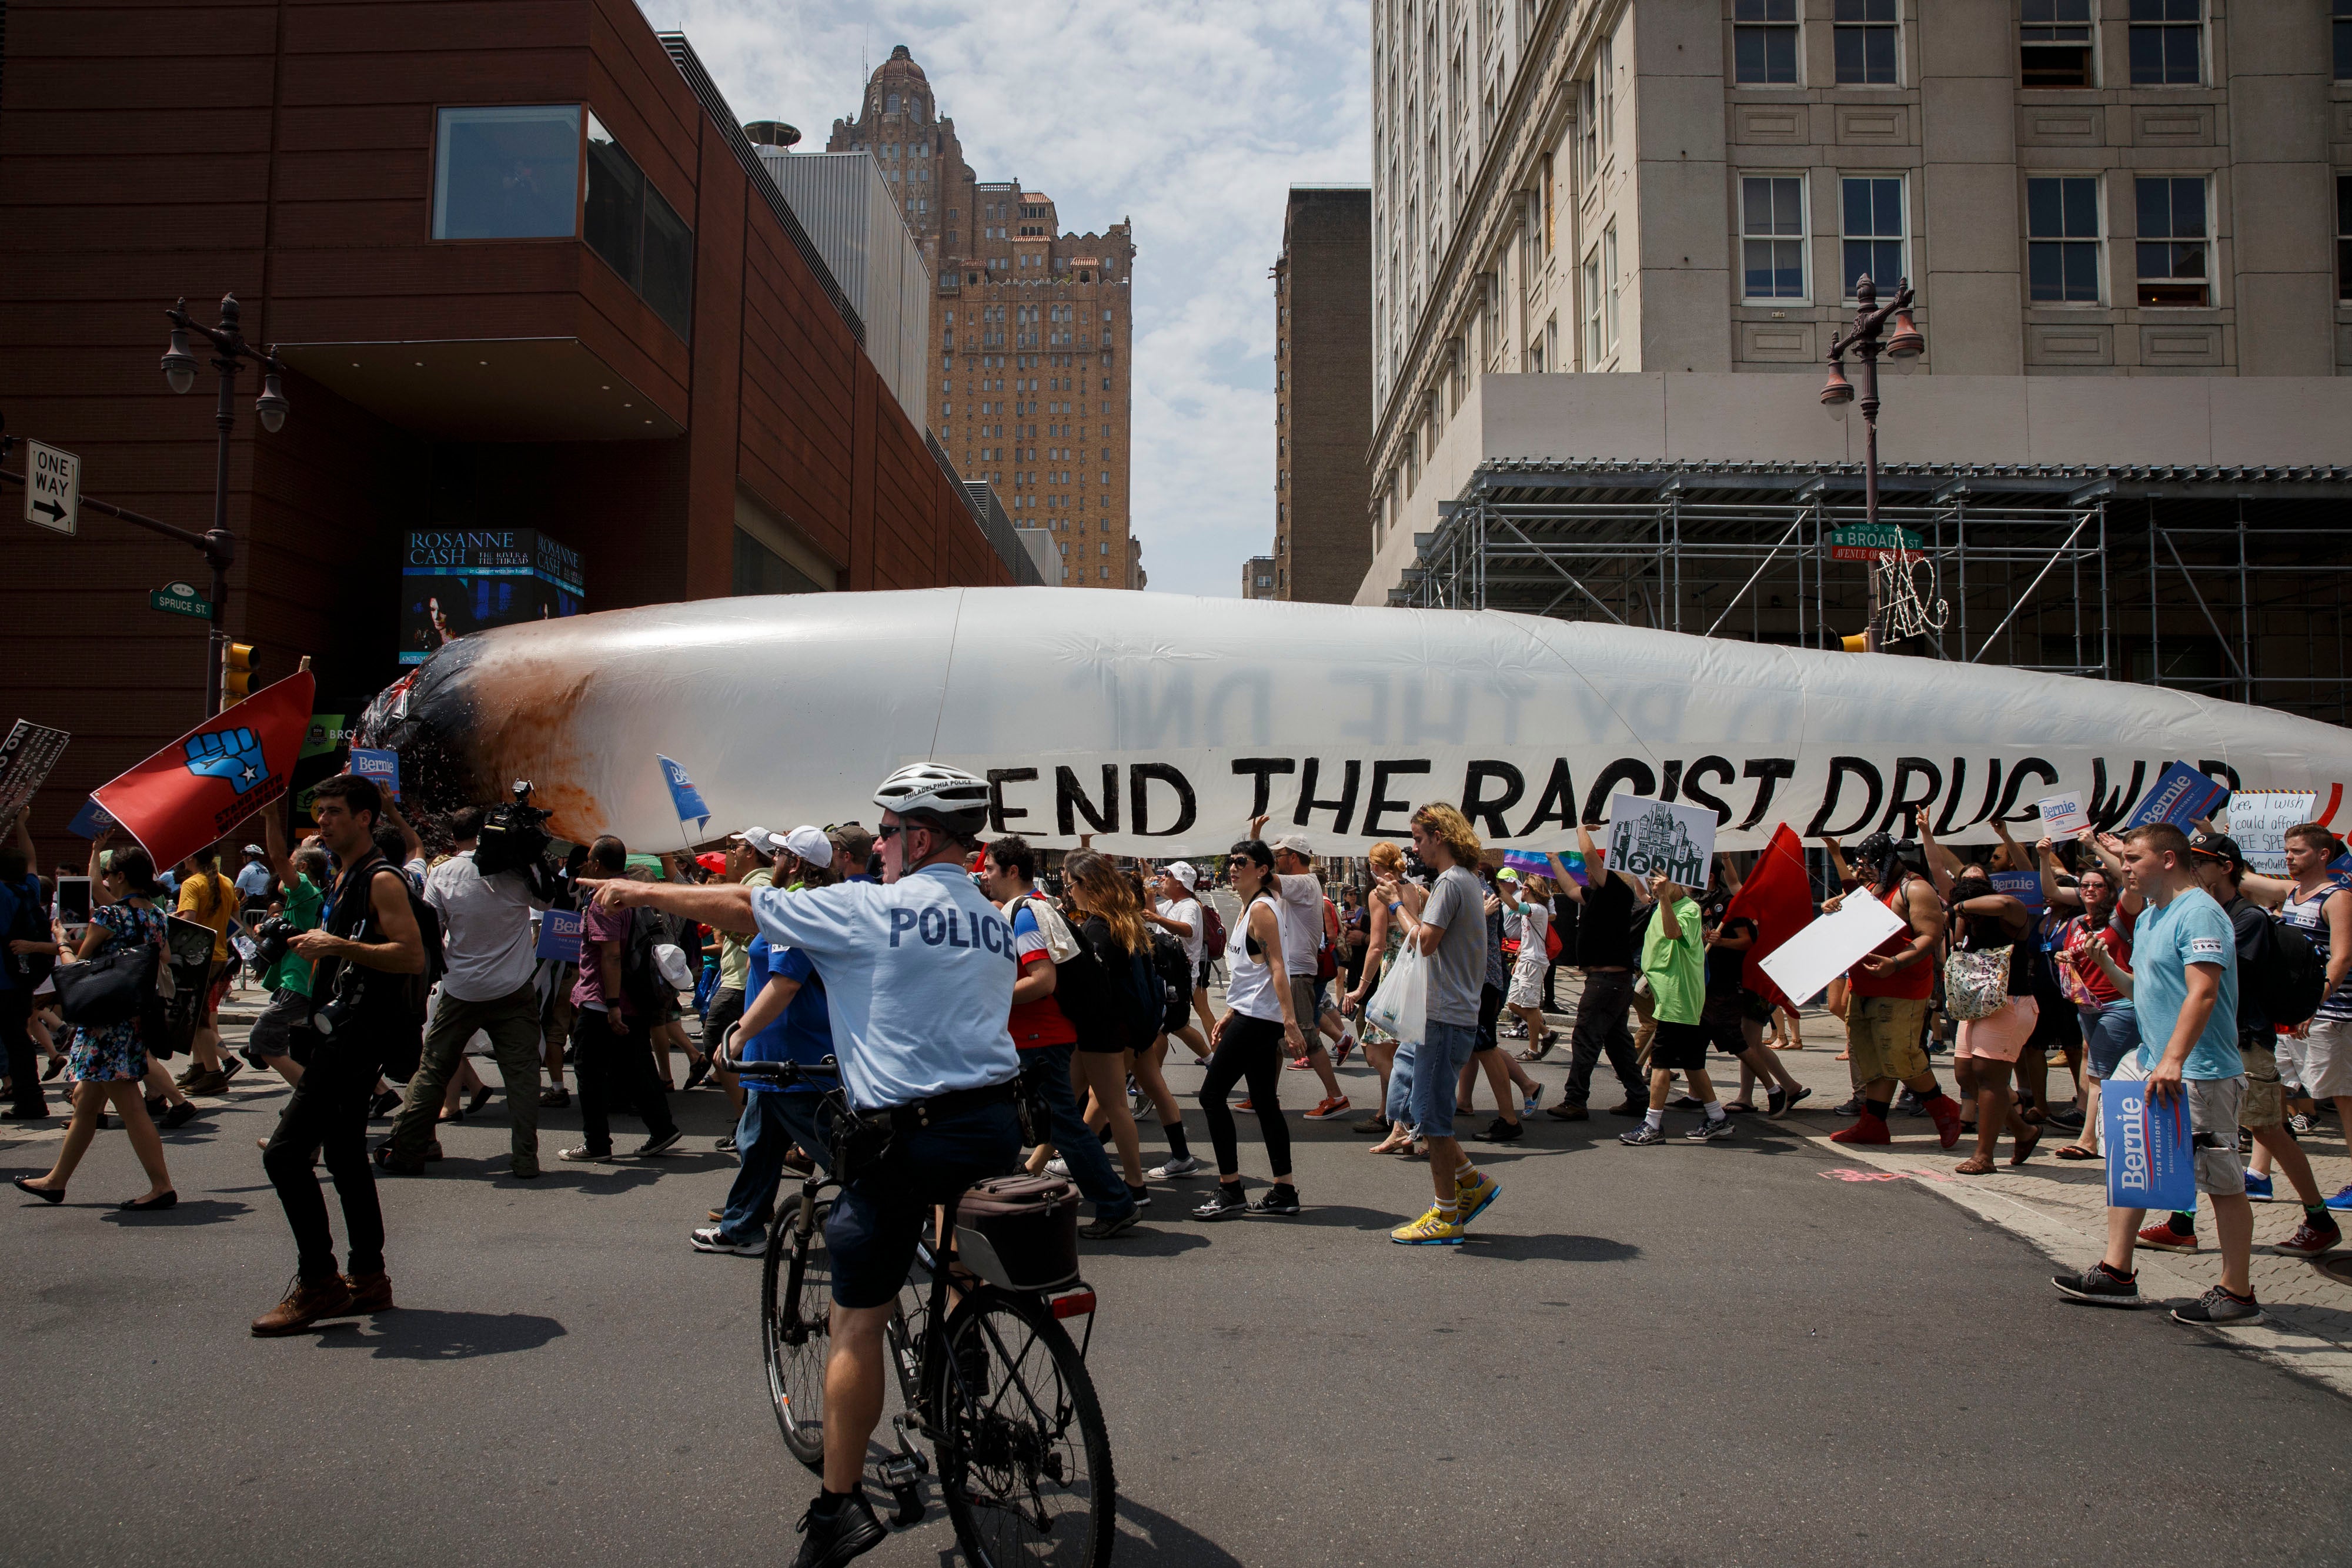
[878,1461,926,1527]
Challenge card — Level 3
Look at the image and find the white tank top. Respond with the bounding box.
[1224,893,1284,1022]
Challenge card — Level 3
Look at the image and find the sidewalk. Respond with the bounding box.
[1706,997,2352,1399]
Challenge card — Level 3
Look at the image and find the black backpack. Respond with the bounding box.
[1067,918,1163,1049]
[1148,930,1190,1017]
[617,904,671,1018]
[5,877,52,989]
[2247,902,2328,1030]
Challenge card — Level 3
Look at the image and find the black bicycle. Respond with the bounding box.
[739,1058,1117,1567]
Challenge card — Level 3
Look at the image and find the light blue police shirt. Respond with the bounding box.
[750,862,1021,1111]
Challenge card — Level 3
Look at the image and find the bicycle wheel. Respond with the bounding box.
[934,1290,1115,1568]
[761,1197,832,1470]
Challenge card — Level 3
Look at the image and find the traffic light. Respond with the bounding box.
[222,641,255,707]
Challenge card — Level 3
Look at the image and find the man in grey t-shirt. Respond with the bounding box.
[1379,803,1504,1246]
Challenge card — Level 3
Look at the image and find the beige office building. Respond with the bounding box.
[1361,1,2352,720]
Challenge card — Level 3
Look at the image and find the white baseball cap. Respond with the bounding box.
[783,825,834,868]
[1270,833,1312,857]
[732,825,784,856]
[1162,861,1198,890]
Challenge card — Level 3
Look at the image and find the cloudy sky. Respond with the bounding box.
[633,0,1371,598]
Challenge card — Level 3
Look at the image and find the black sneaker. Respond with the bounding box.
[2052,1263,2144,1308]
[2046,1106,2086,1131]
[716,1134,738,1155]
[1765,1086,1790,1119]
[161,1101,198,1131]
[1687,1115,1735,1142]
[1252,1183,1301,1216]
[681,1057,713,1093]
[1080,1205,1140,1240]
[2170,1285,2263,1327]
[633,1129,684,1158]
[1191,1185,1250,1221]
[1128,1183,1151,1211]
[1832,1095,1863,1117]
[1893,1092,1923,1118]
[1481,1116,1524,1142]
[790,1487,886,1568]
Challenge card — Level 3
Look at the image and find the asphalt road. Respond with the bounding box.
[6,1031,2350,1567]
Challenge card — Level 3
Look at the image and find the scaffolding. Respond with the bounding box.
[1392,460,2352,726]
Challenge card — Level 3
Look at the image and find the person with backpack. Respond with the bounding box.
[979,837,1140,1239]
[2255,822,2352,1216]
[2,805,59,1121]
[252,773,427,1336]
[1055,849,1153,1217]
[2122,831,2341,1260]
[12,831,178,1211]
[377,803,553,1179]
[171,845,244,1096]
[557,834,683,1165]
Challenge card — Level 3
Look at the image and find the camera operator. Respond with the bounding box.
[377,804,552,1180]
[252,773,425,1339]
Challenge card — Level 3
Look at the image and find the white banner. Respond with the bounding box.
[365,589,2352,860]
[2226,790,2317,877]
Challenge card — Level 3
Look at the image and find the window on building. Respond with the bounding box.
[1833,0,1898,83]
[1602,223,1621,355]
[2021,0,2095,86]
[584,113,693,338]
[1734,0,1799,85]
[2339,176,2352,300]
[1582,249,1603,365]
[432,105,581,239]
[1741,175,1807,300]
[2027,175,2102,302]
[1840,175,1906,296]
[2337,0,2352,79]
[2129,0,2201,85]
[732,529,821,596]
[1579,78,1598,176]
[1544,314,1559,372]
[2135,176,2209,306]
[1599,35,1615,152]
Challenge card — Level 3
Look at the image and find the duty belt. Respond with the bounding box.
[880,1078,1018,1131]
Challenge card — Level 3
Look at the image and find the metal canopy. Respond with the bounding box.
[1392,459,2352,726]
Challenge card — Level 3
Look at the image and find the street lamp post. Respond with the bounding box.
[1819,275,1923,652]
[161,293,288,714]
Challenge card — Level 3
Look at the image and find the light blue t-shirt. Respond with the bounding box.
[750,862,1021,1111]
[2131,886,2242,1081]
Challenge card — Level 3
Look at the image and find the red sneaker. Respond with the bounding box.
[1830,1112,1890,1145]
[1285,1056,1314,1071]
[2137,1219,2198,1254]
[1929,1096,1963,1151]
[2273,1219,2342,1258]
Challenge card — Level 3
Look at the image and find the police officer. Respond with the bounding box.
[587,764,1020,1567]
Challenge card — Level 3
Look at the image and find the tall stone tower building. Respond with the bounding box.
[1272,186,1373,603]
[830,46,1140,588]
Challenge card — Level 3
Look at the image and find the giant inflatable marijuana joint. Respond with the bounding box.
[356,587,2352,857]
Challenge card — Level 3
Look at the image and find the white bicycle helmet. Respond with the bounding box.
[872,762,992,834]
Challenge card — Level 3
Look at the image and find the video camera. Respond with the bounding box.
[475,779,555,878]
[250,914,297,969]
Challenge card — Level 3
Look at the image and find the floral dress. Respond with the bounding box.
[65,900,167,1084]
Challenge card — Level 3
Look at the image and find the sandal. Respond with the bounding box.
[2008,1125,2042,1166]
[539,1085,570,1108]
[2054,1144,2099,1161]
[1954,1156,1994,1175]
[1516,1033,1555,1063]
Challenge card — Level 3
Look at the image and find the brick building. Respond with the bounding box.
[827,47,1140,588]
[0,0,1031,865]
[1241,555,1279,599]
[1272,186,1374,602]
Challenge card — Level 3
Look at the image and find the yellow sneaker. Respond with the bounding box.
[1454,1170,1501,1227]
[1389,1206,1465,1246]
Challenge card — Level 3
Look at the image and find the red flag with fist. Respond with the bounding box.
[1724,823,1815,1012]
[93,670,315,871]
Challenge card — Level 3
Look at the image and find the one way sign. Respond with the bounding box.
[24,440,80,536]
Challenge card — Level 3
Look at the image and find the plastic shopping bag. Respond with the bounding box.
[1364,944,1428,1047]
[2103,1082,2198,1213]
